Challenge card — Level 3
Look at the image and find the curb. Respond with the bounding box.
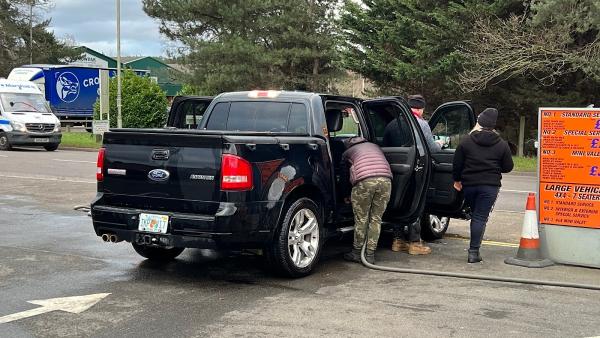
[58,147,100,152]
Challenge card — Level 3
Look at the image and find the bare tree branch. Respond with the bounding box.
[456,15,600,93]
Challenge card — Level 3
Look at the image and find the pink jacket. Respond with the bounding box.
[342,137,392,186]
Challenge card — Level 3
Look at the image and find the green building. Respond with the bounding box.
[121,56,183,97]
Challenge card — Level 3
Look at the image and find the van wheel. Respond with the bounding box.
[44,144,59,151]
[266,198,322,278]
[0,133,12,151]
[420,214,450,241]
[132,243,185,261]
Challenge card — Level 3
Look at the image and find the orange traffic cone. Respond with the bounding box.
[505,193,554,268]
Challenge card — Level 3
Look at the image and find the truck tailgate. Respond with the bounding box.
[100,130,223,214]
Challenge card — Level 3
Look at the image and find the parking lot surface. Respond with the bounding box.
[1,149,599,337]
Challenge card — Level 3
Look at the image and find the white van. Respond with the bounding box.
[0,79,62,151]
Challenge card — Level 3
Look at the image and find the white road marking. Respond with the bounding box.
[0,174,95,184]
[0,154,8,157]
[0,293,110,324]
[494,209,525,214]
[53,159,96,164]
[501,189,534,194]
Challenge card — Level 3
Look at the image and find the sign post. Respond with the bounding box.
[538,107,600,268]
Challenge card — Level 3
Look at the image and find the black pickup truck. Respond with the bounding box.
[91,91,475,277]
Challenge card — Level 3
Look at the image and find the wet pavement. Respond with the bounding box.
[1,149,599,337]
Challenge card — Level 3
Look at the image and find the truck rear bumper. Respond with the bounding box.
[91,200,284,249]
[7,131,62,145]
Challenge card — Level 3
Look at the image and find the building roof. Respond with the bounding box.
[116,56,174,69]
[79,46,117,63]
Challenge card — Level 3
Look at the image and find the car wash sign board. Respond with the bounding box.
[539,108,600,229]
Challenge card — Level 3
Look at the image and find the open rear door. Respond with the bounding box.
[167,96,213,128]
[362,98,427,220]
[426,101,475,218]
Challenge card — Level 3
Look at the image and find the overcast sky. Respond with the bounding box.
[47,0,167,57]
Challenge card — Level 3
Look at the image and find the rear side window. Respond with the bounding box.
[205,102,230,130]
[205,101,309,133]
[288,103,308,133]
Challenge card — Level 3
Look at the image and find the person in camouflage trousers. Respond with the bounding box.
[341,137,393,264]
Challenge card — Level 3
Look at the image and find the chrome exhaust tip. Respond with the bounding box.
[109,234,118,243]
[101,234,110,242]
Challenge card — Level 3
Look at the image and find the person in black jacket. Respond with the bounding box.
[452,108,514,263]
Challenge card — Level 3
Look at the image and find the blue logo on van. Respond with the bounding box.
[148,169,170,182]
[56,72,80,103]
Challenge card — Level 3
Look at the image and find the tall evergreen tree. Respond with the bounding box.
[340,0,600,147]
[340,0,524,107]
[0,0,80,77]
[143,0,343,94]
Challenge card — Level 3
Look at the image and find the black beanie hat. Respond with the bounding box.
[478,108,498,129]
[408,94,426,109]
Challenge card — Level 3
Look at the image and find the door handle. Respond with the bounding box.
[415,160,424,172]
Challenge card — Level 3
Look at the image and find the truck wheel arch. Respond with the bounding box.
[271,184,326,241]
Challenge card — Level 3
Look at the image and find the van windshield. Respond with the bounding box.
[0,93,50,113]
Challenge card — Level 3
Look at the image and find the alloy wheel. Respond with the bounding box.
[430,215,449,234]
[287,208,319,268]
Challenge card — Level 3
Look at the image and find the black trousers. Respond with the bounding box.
[393,218,421,242]
[463,185,500,250]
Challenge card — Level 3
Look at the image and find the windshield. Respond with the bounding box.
[0,93,51,113]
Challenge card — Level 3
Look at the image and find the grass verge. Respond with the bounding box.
[60,132,102,149]
[512,156,537,172]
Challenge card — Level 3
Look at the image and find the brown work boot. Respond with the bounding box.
[408,241,432,255]
[391,238,409,252]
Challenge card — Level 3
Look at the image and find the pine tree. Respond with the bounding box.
[0,0,80,77]
[143,0,343,94]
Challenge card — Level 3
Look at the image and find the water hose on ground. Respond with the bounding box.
[359,242,600,292]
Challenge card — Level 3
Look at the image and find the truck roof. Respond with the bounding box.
[213,90,359,102]
[215,91,319,100]
[0,79,42,94]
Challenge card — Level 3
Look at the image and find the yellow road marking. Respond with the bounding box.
[447,236,519,248]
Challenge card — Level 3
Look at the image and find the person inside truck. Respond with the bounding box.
[389,94,444,255]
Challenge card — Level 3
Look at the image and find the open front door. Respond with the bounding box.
[426,101,475,218]
[362,98,428,221]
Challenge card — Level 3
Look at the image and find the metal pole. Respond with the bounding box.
[116,0,123,128]
[518,115,525,157]
[29,0,33,64]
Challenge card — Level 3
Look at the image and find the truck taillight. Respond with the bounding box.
[96,148,105,181]
[221,154,253,191]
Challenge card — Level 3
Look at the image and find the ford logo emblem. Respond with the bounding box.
[148,169,170,182]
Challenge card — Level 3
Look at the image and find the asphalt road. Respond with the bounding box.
[1,148,599,337]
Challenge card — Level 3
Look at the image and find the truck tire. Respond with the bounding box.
[44,144,59,151]
[0,133,12,151]
[420,214,450,241]
[266,198,323,278]
[132,243,185,261]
